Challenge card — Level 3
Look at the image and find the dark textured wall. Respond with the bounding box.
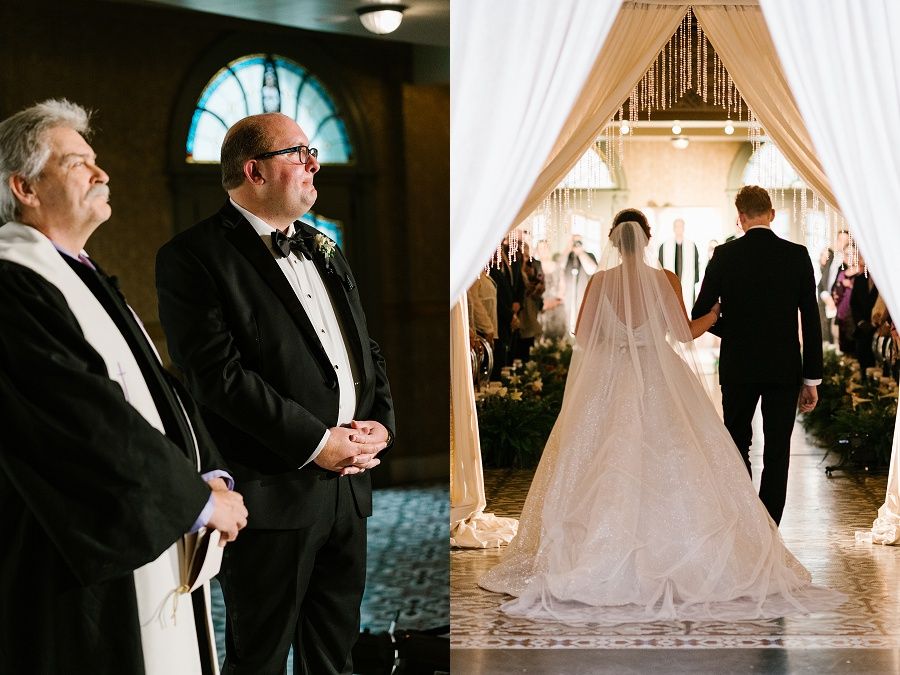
[0,0,448,484]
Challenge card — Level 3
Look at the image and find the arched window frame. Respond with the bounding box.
[168,34,375,264]
[185,53,354,166]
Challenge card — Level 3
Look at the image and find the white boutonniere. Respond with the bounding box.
[313,233,336,260]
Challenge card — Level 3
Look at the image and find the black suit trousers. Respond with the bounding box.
[219,476,366,675]
[721,383,801,526]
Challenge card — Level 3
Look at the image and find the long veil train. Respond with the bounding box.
[479,220,843,622]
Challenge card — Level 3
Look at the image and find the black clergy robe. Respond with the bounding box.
[0,256,225,674]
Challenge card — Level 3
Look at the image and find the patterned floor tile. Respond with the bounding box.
[211,482,448,668]
[451,424,900,650]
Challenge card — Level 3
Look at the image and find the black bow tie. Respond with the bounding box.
[271,228,313,260]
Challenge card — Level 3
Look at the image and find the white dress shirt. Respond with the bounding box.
[231,199,357,468]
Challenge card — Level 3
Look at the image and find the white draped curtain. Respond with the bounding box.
[450,297,517,547]
[693,4,838,209]
[450,0,622,305]
[759,0,900,542]
[514,3,687,226]
[449,0,621,547]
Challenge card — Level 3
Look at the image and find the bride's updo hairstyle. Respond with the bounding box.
[609,208,651,253]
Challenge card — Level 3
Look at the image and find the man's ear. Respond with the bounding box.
[244,159,265,186]
[8,174,38,208]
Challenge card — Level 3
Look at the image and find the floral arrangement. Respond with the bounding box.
[476,337,573,468]
[313,233,337,260]
[800,347,898,469]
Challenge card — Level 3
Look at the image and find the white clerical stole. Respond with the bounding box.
[0,222,218,675]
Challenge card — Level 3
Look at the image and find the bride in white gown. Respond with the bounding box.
[479,211,844,623]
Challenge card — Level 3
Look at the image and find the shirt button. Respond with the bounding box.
[307,294,312,298]
[321,329,325,334]
[334,364,339,370]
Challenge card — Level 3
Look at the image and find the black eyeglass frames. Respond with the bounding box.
[253,144,319,164]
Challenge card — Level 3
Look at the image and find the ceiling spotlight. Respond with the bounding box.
[724,119,735,135]
[671,120,682,135]
[619,120,631,135]
[356,3,408,35]
[671,136,689,150]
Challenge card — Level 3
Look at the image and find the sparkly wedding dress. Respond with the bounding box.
[479,221,843,623]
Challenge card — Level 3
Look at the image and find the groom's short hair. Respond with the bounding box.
[735,185,772,217]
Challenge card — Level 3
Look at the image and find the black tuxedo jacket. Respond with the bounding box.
[156,201,395,528]
[692,227,822,386]
[490,258,524,341]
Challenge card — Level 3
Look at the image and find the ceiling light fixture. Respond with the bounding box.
[620,120,631,135]
[724,119,735,135]
[671,136,689,150]
[356,3,408,35]
[671,120,682,135]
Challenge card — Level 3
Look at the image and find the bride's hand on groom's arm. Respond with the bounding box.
[798,385,818,413]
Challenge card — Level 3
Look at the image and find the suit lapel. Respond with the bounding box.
[297,222,367,387]
[219,207,334,376]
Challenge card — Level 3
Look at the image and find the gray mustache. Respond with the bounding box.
[88,185,110,199]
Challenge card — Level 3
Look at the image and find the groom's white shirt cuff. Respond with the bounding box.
[304,431,329,469]
[804,378,822,386]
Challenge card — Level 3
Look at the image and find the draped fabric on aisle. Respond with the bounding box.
[513,3,687,227]
[449,0,622,305]
[450,297,518,547]
[759,0,900,543]
[449,0,621,547]
[693,4,838,209]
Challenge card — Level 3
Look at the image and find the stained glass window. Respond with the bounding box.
[186,54,352,164]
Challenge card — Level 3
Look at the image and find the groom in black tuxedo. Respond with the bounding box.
[692,185,821,526]
[156,112,395,674]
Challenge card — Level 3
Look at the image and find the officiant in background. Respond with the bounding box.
[658,217,700,305]
[564,236,598,333]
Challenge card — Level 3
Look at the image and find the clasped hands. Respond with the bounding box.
[315,420,390,476]
[203,420,388,545]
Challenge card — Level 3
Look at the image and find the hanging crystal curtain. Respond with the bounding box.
[526,6,857,266]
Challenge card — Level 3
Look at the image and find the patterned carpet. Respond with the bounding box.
[211,482,449,669]
[451,420,900,650]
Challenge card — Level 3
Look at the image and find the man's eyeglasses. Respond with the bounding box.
[253,145,319,164]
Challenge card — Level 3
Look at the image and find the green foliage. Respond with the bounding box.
[800,349,854,447]
[477,394,559,468]
[476,338,572,468]
[800,348,897,467]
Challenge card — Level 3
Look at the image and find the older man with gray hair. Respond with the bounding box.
[0,99,248,674]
